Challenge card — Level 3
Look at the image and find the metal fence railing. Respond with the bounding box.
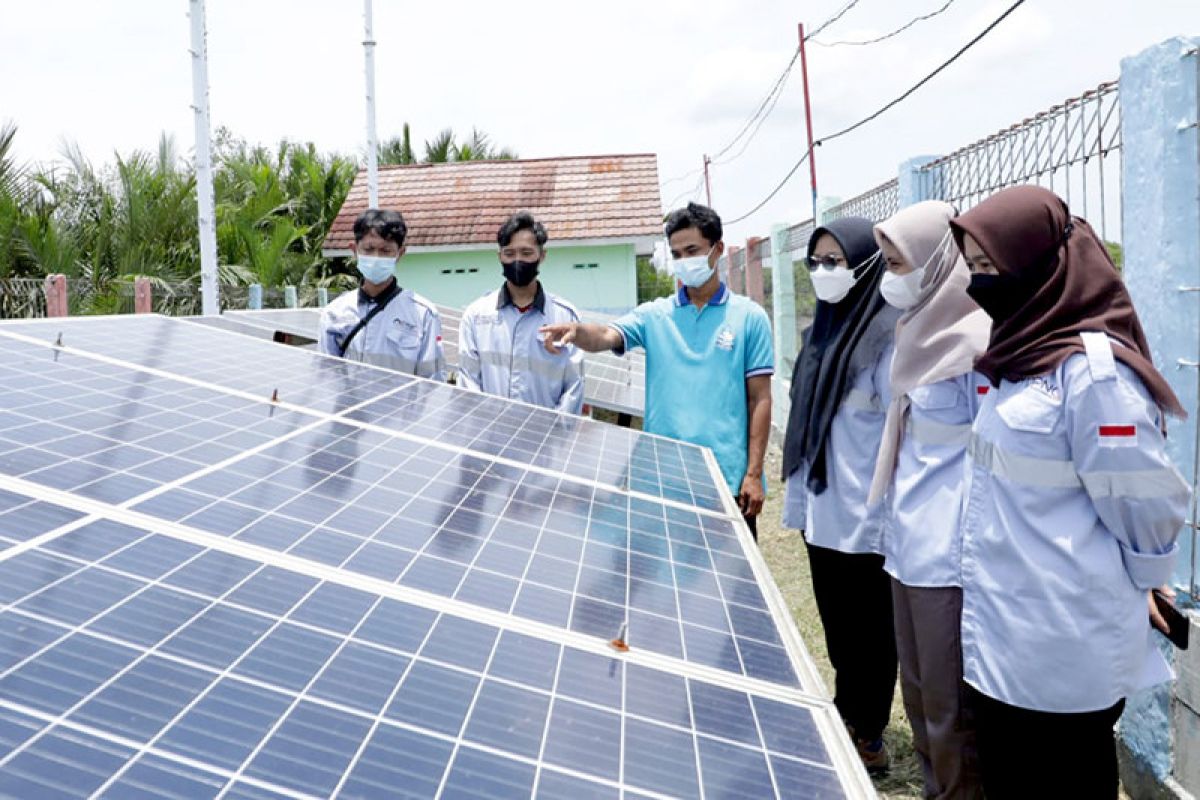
[0,279,332,320]
[920,81,1122,242]
[824,178,901,224]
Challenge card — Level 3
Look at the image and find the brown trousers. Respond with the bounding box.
[891,580,984,800]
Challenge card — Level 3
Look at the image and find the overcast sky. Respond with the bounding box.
[2,1,1198,243]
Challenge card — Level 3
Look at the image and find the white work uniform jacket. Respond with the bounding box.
[784,345,895,555]
[883,372,991,588]
[960,333,1189,713]
[458,283,585,414]
[317,281,446,381]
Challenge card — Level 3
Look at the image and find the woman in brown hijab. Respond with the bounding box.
[948,185,1189,799]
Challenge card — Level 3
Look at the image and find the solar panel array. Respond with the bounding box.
[220,305,646,417]
[0,314,872,799]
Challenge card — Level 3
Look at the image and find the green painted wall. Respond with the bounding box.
[394,243,637,313]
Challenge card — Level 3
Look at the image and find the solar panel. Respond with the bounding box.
[224,309,322,342]
[219,304,645,416]
[0,315,873,799]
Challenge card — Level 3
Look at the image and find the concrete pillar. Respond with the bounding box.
[745,237,765,305]
[248,284,263,310]
[1118,36,1200,794]
[284,285,298,309]
[770,224,797,365]
[898,155,944,207]
[133,277,152,314]
[727,245,743,294]
[817,196,842,225]
[43,274,67,317]
[317,287,329,307]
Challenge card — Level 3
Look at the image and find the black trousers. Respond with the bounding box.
[744,514,758,541]
[968,686,1125,799]
[805,540,897,742]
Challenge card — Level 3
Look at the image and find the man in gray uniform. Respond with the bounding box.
[318,208,445,380]
[458,211,584,413]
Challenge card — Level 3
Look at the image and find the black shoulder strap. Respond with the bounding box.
[336,282,402,357]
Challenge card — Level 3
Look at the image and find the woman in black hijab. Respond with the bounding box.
[782,216,900,773]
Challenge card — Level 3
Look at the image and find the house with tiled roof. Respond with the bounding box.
[323,154,663,314]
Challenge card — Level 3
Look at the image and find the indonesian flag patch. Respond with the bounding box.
[976,385,990,396]
[1098,424,1138,448]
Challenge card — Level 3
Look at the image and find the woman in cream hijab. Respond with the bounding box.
[871,201,990,799]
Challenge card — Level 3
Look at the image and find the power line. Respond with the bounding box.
[667,0,866,185]
[805,0,864,41]
[666,173,706,211]
[727,152,810,225]
[813,0,957,47]
[712,53,797,166]
[709,48,801,163]
[726,0,1026,226]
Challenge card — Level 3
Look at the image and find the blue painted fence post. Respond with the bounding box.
[898,155,944,207]
[317,288,329,308]
[283,286,298,309]
[248,284,263,310]
[770,223,797,367]
[1118,35,1200,796]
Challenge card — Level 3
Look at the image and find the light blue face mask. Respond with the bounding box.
[357,254,397,284]
[671,245,716,288]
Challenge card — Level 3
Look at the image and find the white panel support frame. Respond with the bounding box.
[188,0,220,316]
[363,0,380,209]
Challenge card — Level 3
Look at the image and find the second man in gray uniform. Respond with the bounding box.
[458,212,584,414]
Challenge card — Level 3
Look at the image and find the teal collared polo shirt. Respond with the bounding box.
[611,283,775,494]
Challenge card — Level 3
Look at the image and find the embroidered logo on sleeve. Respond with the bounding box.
[1098,424,1138,448]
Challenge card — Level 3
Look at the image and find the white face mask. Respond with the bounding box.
[880,267,926,310]
[671,246,716,288]
[357,254,397,284]
[810,265,859,304]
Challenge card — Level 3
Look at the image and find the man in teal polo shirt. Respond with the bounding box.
[540,202,774,538]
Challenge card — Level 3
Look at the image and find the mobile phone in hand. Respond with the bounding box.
[1151,589,1189,650]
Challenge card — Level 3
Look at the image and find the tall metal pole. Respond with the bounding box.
[703,155,713,207]
[798,22,819,221]
[363,0,379,208]
[189,0,219,315]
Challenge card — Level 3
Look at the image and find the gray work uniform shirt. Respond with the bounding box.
[458,283,585,414]
[317,281,446,380]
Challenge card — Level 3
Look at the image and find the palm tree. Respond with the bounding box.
[379,124,517,165]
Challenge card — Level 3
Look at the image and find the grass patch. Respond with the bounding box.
[758,449,925,799]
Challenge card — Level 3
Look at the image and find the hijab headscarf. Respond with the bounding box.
[867,201,991,504]
[949,185,1184,418]
[782,216,899,494]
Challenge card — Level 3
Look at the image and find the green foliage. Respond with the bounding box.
[636,255,674,302]
[380,124,517,165]
[1105,240,1123,272]
[0,120,517,317]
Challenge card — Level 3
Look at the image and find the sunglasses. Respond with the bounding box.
[806,254,847,270]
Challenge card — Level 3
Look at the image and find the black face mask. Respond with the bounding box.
[503,259,539,288]
[967,273,1025,323]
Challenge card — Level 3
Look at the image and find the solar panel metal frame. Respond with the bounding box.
[0,314,875,799]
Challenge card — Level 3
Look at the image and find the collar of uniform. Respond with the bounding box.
[498,282,546,313]
[674,282,729,308]
[358,277,400,305]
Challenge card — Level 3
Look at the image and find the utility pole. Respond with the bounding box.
[798,22,819,221]
[363,0,380,208]
[188,0,219,315]
[703,154,713,207]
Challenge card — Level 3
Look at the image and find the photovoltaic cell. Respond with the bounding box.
[0,523,844,798]
[225,304,645,416]
[0,318,701,507]
[0,315,870,798]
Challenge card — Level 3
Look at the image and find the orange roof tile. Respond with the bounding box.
[323,154,663,252]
